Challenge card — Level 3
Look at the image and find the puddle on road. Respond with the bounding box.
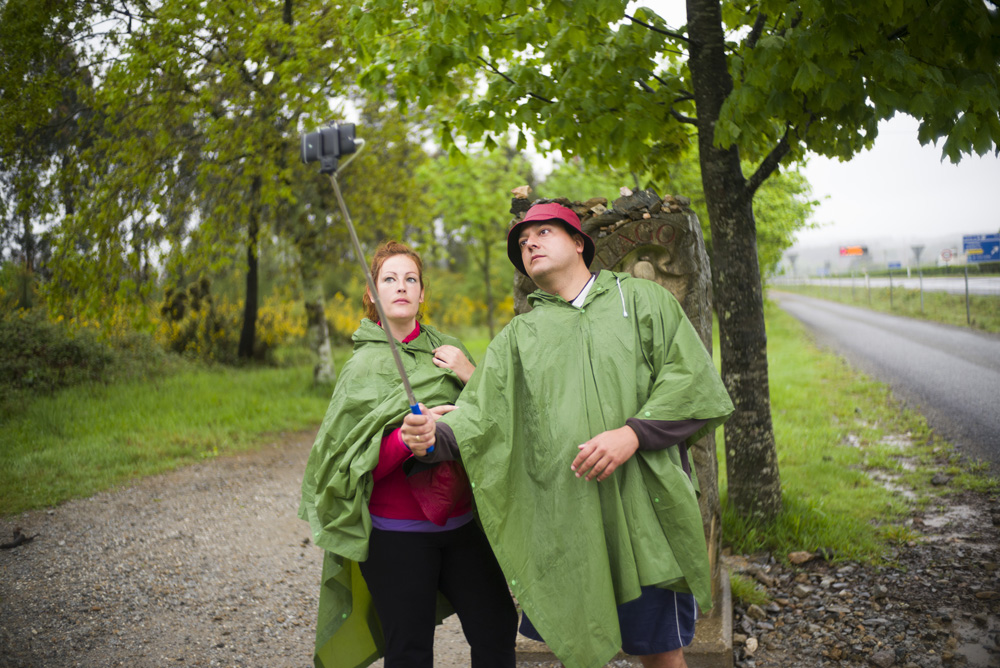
[916,503,999,556]
[921,504,983,529]
[953,617,999,668]
[881,434,915,450]
[868,470,919,502]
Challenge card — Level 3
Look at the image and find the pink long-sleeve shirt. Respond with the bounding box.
[367,323,473,529]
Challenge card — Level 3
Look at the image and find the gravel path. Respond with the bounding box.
[2,431,998,668]
[727,491,1000,668]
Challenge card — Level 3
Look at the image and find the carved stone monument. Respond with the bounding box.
[511,189,731,667]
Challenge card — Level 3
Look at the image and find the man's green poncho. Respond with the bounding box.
[298,319,472,668]
[438,271,734,668]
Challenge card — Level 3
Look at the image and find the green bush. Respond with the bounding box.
[0,309,114,399]
[0,307,172,415]
[0,262,37,311]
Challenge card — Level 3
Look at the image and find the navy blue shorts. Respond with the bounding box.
[518,586,697,655]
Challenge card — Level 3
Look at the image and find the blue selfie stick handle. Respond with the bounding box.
[410,403,433,453]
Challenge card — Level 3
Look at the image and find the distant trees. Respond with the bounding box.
[0,0,433,380]
[419,148,535,337]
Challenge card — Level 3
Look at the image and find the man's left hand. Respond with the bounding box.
[572,426,640,482]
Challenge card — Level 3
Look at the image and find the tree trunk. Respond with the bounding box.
[687,0,782,520]
[238,177,261,360]
[484,240,495,339]
[17,208,35,309]
[299,242,336,385]
[19,209,34,275]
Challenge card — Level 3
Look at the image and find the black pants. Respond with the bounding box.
[359,522,517,668]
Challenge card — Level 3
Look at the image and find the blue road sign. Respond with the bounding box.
[888,262,902,269]
[963,234,1000,263]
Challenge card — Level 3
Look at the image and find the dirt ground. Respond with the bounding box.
[1,430,997,668]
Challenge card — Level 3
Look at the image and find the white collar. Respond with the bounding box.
[571,274,597,308]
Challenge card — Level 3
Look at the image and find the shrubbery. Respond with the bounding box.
[0,309,114,401]
[155,279,306,364]
[0,266,510,409]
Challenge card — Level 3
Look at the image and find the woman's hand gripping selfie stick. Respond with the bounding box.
[326,143,431,451]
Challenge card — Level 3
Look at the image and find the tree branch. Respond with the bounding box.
[746,129,791,197]
[746,12,768,50]
[623,13,693,45]
[886,25,909,41]
[476,56,553,104]
[671,108,697,126]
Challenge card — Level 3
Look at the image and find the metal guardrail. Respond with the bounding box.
[772,273,1000,324]
[773,275,1000,297]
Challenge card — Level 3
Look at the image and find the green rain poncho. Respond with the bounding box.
[437,270,734,668]
[298,318,473,668]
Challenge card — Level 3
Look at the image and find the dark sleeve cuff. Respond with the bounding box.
[625,418,708,481]
[413,422,460,463]
[626,418,709,450]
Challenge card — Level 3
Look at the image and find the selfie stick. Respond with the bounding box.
[326,143,430,448]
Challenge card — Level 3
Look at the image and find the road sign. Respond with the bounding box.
[941,248,953,262]
[840,246,867,256]
[888,262,902,269]
[963,234,1000,263]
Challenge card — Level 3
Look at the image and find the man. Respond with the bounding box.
[402,202,734,668]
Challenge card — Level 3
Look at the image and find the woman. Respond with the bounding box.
[299,241,516,668]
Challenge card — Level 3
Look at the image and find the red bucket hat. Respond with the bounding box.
[506,202,596,275]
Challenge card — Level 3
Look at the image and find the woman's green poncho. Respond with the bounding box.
[298,319,472,668]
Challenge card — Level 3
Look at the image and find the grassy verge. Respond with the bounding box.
[777,283,1000,333]
[0,364,334,515]
[717,302,997,570]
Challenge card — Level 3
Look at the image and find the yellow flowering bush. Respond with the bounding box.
[155,279,306,364]
[326,291,366,343]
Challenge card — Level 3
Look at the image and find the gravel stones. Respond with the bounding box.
[729,491,1000,668]
[0,434,325,668]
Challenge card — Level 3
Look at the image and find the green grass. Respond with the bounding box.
[717,302,997,567]
[729,572,771,607]
[777,283,1000,333]
[4,310,996,590]
[1,365,334,515]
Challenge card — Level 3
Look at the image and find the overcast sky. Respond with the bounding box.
[631,0,1000,251]
[796,115,1000,248]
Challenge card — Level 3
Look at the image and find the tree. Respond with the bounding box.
[38,1,426,379]
[418,146,534,337]
[0,0,106,299]
[356,0,1000,519]
[64,0,345,358]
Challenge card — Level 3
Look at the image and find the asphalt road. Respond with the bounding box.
[773,291,1000,474]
